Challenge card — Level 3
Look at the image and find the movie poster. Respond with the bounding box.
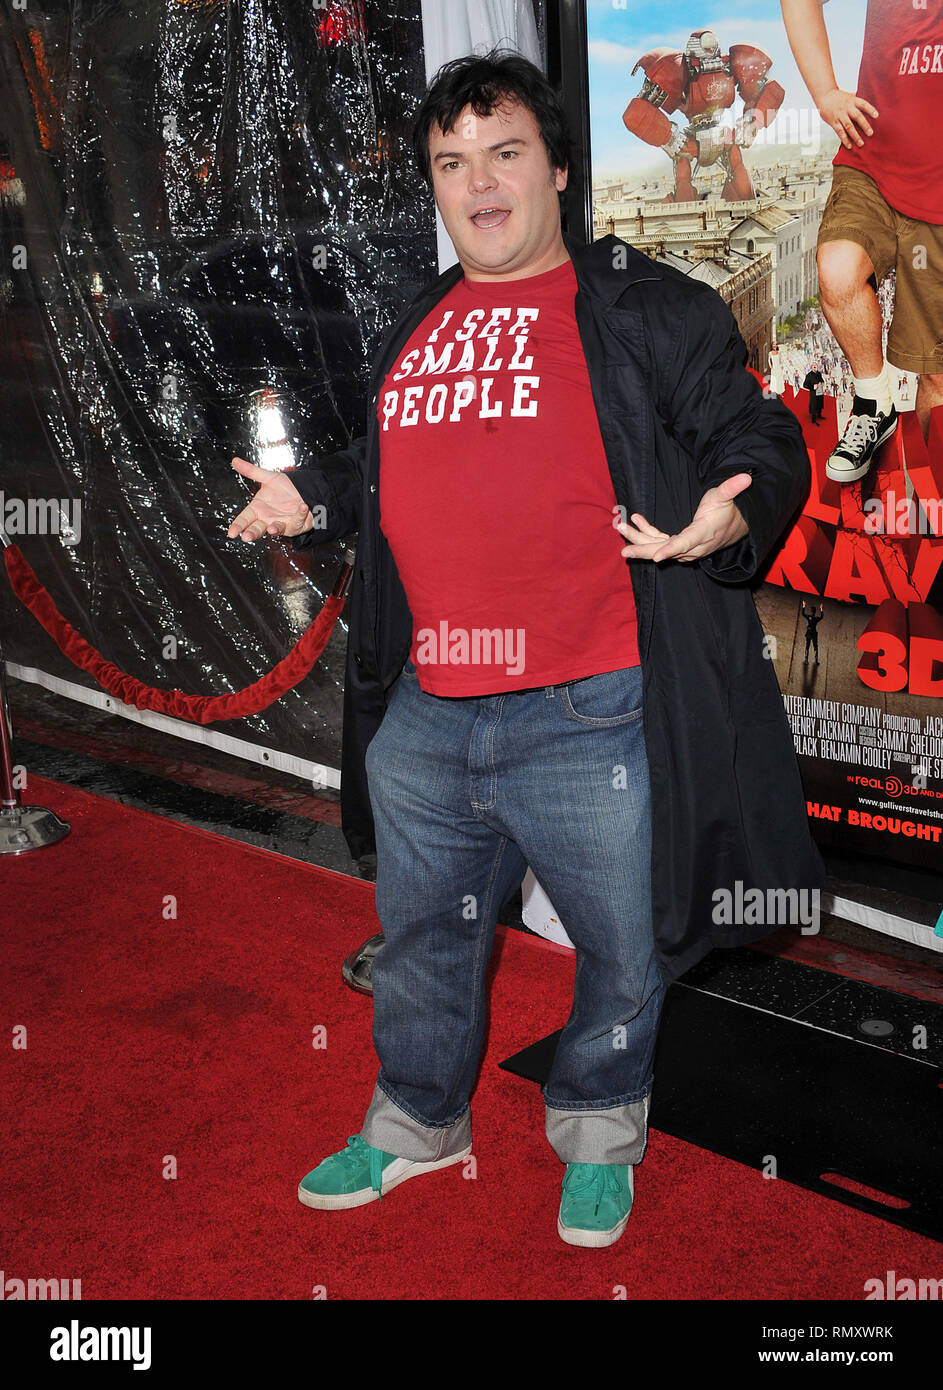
[585,0,943,873]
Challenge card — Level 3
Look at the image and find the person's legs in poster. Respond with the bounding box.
[885,225,943,444]
[816,169,899,482]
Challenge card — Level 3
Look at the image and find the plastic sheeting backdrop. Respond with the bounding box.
[0,0,438,772]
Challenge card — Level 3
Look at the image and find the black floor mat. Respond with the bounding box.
[498,983,943,1244]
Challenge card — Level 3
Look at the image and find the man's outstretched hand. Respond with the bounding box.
[615,472,752,564]
[227,457,315,542]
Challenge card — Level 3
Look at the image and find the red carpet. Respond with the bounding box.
[2,776,939,1300]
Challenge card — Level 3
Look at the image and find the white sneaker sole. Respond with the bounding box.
[298,1143,472,1210]
[557,1209,632,1248]
[825,415,899,482]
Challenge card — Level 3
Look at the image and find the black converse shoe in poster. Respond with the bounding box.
[825,396,899,483]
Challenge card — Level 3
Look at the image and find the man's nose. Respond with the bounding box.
[467,159,498,192]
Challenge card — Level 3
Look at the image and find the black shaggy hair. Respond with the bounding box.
[410,47,573,194]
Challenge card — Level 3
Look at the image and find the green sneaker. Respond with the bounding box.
[298,1133,471,1210]
[557,1162,634,1247]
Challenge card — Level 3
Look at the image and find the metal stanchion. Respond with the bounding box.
[0,527,70,855]
[330,539,357,600]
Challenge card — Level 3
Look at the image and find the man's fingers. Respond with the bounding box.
[621,539,671,560]
[847,117,865,146]
[231,456,267,482]
[843,114,864,147]
[227,504,259,539]
[620,499,746,561]
[622,524,705,561]
[833,114,856,148]
[618,524,668,552]
[827,93,878,148]
[628,512,670,539]
[850,104,874,138]
[230,457,272,538]
[650,527,706,562]
[228,507,274,543]
[653,542,707,563]
[711,472,752,503]
[615,514,669,549]
[842,102,876,145]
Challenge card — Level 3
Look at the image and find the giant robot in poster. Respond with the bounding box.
[624,28,785,202]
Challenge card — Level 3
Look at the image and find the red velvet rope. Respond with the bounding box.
[3,544,345,725]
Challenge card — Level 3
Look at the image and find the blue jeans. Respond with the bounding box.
[359,659,667,1166]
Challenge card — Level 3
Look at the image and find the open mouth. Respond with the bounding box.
[470,207,510,230]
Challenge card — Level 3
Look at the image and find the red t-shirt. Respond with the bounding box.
[832,0,943,223]
[377,258,640,696]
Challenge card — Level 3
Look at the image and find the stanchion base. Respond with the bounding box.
[0,804,71,855]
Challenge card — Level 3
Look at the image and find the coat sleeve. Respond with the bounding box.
[285,293,424,550]
[660,288,810,584]
[288,434,368,547]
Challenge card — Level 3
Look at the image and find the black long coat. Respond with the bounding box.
[292,233,824,984]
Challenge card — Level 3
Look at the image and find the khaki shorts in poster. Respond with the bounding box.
[817,165,943,376]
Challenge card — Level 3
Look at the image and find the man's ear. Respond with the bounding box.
[554,164,568,192]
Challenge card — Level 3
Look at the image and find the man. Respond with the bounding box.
[782,0,943,482]
[228,51,822,1248]
[801,601,824,664]
[803,362,825,424]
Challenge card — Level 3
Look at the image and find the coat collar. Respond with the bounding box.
[412,230,662,308]
[564,231,663,303]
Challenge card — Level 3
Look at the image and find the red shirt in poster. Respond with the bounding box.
[832,0,943,223]
[376,258,640,696]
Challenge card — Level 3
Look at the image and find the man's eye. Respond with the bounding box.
[499,150,517,159]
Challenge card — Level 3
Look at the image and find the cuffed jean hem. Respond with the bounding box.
[359,1080,472,1162]
[545,1094,651,1165]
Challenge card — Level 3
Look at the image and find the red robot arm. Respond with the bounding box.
[748,79,785,129]
[624,48,688,149]
[728,44,772,102]
[629,48,686,114]
[729,43,784,140]
[623,97,673,146]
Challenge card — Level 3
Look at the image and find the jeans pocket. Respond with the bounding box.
[401,657,418,680]
[559,666,643,726]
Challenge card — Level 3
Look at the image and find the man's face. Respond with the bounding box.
[427,97,568,280]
